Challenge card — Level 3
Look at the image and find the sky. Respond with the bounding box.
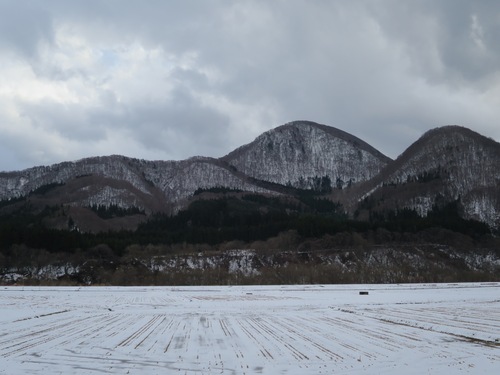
[1,0,499,172]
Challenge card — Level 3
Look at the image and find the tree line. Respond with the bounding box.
[0,192,492,257]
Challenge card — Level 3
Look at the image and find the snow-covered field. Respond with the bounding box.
[0,283,498,374]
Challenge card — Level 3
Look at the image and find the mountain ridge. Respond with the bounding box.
[1,121,499,231]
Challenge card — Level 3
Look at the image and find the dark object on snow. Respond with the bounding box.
[359,291,369,295]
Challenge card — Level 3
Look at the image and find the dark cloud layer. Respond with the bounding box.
[0,0,499,172]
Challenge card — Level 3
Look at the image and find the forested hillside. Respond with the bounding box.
[1,122,499,285]
[1,188,498,285]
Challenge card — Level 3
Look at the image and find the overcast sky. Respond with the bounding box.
[1,0,499,172]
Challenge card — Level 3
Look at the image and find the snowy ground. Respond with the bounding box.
[0,283,498,374]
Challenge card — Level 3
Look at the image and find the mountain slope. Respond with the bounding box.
[0,121,390,214]
[0,122,499,232]
[0,156,277,211]
[353,126,500,228]
[222,121,392,189]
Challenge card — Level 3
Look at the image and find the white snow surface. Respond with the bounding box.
[0,283,498,374]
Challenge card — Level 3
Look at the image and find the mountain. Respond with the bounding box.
[222,121,391,189]
[0,156,278,231]
[352,126,500,228]
[2,122,500,285]
[0,121,499,232]
[0,121,392,229]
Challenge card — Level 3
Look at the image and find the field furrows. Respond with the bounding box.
[274,317,346,361]
[316,314,408,356]
[236,318,276,360]
[117,315,166,349]
[371,305,498,330]
[358,304,500,344]
[248,317,310,361]
[0,314,101,358]
[1,284,499,374]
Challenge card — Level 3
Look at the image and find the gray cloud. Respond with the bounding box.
[369,0,500,86]
[118,88,232,158]
[0,0,499,172]
[0,1,54,59]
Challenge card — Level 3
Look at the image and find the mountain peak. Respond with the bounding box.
[222,121,391,189]
[241,120,392,163]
